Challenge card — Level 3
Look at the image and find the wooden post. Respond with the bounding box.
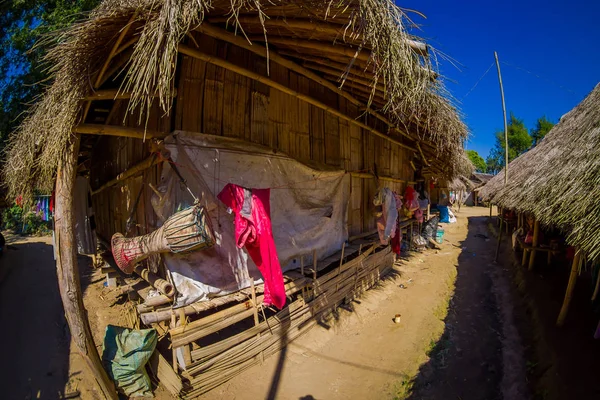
[489,203,493,219]
[55,135,117,399]
[592,271,600,302]
[521,248,529,267]
[494,217,504,262]
[495,51,509,185]
[250,281,264,363]
[556,250,581,326]
[528,220,540,271]
[312,249,318,282]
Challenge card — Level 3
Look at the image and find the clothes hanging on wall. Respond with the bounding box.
[218,183,286,309]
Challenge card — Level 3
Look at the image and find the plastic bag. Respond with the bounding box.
[412,234,427,248]
[102,325,158,398]
[422,216,439,240]
[438,205,450,223]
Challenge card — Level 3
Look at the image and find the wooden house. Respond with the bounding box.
[4,1,469,397]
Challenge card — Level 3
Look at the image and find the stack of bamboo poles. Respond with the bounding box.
[151,244,393,397]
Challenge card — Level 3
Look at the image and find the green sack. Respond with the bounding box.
[102,325,158,398]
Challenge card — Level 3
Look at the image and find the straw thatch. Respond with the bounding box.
[480,83,600,260]
[4,0,468,200]
[448,177,466,191]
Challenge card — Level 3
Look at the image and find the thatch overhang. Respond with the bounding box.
[4,0,468,201]
[480,83,600,260]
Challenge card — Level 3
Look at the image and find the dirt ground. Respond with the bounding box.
[199,206,519,400]
[2,206,597,400]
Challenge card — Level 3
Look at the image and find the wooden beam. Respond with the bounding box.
[556,250,581,326]
[92,154,162,195]
[249,36,370,62]
[74,123,167,139]
[208,17,429,56]
[195,23,361,107]
[350,171,406,184]
[96,48,134,89]
[178,44,415,152]
[528,219,540,271]
[55,135,117,399]
[84,88,177,101]
[416,143,430,166]
[194,24,421,144]
[303,61,382,88]
[321,74,385,99]
[94,13,137,89]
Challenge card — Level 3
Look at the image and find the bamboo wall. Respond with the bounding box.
[90,33,416,243]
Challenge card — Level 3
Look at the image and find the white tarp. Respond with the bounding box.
[153,132,350,306]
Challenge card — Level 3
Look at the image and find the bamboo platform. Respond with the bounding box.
[139,242,393,397]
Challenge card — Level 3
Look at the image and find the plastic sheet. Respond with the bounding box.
[102,325,157,398]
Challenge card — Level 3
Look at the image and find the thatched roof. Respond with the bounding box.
[4,0,468,200]
[480,83,600,260]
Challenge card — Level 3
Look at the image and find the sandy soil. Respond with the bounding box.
[200,207,498,400]
[0,207,542,400]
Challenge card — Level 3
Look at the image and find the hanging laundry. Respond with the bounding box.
[218,184,286,309]
[373,188,398,245]
[391,221,402,255]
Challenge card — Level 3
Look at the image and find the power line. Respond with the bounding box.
[500,60,577,95]
[462,62,495,100]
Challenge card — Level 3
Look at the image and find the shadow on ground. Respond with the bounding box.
[405,214,504,400]
[0,236,94,399]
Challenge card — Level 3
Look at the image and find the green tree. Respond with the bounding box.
[0,1,100,149]
[466,150,486,173]
[486,113,532,174]
[530,116,554,146]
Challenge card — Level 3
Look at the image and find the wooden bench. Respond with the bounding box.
[516,236,560,267]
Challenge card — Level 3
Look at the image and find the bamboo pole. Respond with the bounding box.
[74,123,167,140]
[55,135,117,399]
[134,265,175,297]
[84,88,177,101]
[250,281,264,363]
[494,217,504,262]
[556,250,581,327]
[494,51,509,185]
[206,17,429,56]
[92,154,162,195]
[592,271,600,301]
[178,44,416,152]
[528,220,540,271]
[95,14,137,89]
[96,49,134,89]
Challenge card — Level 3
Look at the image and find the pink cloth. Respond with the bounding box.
[217,184,286,309]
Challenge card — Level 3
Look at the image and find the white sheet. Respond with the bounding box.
[154,132,350,306]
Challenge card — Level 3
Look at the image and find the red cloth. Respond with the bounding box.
[391,222,401,255]
[218,184,286,309]
[49,191,55,213]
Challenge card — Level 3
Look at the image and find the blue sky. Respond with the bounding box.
[401,0,600,159]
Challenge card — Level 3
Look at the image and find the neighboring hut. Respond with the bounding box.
[464,172,493,206]
[481,83,600,328]
[4,1,468,397]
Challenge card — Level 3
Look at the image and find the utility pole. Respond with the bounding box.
[494,51,509,262]
[494,51,509,185]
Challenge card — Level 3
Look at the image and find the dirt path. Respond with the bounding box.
[0,235,71,399]
[0,208,531,400]
[199,207,520,400]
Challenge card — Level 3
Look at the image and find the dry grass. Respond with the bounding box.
[4,0,468,200]
[480,83,600,260]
